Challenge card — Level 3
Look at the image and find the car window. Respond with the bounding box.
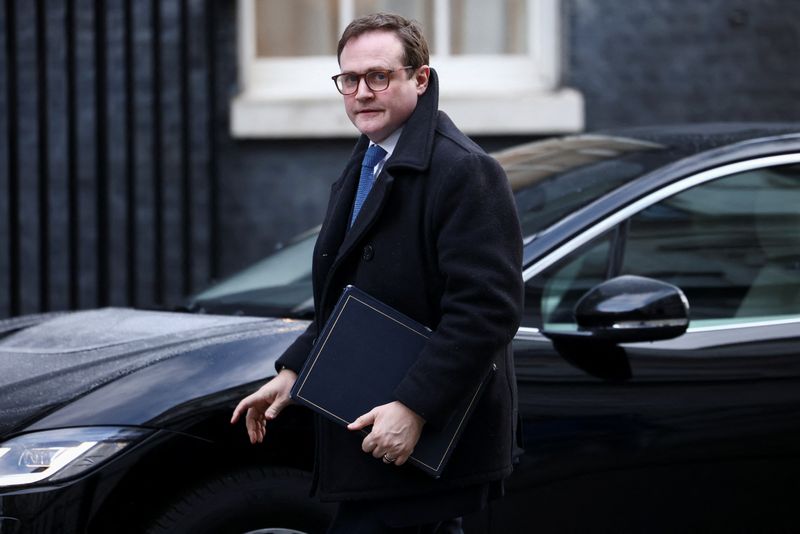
[521,232,613,330]
[621,164,800,325]
[522,163,800,331]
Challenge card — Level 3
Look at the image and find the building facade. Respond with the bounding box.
[2,0,799,318]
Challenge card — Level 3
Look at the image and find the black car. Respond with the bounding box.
[1,123,799,533]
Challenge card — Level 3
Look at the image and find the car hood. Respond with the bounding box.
[0,308,304,437]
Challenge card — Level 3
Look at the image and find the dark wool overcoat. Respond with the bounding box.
[276,70,523,501]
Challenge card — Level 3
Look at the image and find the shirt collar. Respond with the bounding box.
[373,127,403,159]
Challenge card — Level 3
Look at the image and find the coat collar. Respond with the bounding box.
[384,67,439,174]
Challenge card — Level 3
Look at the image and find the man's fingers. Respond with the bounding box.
[349,402,424,466]
[244,408,267,444]
[348,409,376,431]
[232,375,297,444]
[230,398,252,424]
[249,422,265,444]
[265,395,290,419]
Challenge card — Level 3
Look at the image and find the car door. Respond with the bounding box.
[494,158,800,533]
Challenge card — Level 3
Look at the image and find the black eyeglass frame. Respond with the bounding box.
[331,66,415,95]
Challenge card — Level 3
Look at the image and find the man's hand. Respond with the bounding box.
[348,401,425,466]
[230,368,297,444]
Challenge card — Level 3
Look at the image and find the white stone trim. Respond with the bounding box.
[231,89,583,138]
[233,0,584,138]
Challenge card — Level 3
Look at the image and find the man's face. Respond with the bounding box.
[339,30,429,143]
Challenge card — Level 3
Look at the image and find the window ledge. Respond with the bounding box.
[230,88,584,138]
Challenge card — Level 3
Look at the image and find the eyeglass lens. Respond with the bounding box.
[337,71,391,94]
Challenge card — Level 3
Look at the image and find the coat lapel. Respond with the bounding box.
[312,150,361,316]
[316,161,396,318]
[316,167,358,259]
[335,169,395,261]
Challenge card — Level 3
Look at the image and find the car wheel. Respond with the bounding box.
[144,466,334,534]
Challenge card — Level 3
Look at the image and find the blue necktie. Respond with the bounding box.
[350,144,387,227]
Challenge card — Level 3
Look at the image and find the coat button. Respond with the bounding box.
[362,245,374,261]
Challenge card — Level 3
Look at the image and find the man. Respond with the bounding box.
[231,13,523,533]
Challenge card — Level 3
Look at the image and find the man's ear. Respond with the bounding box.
[415,65,430,95]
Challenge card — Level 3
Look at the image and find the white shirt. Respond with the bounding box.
[371,127,403,178]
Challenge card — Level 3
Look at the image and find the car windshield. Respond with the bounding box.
[187,227,318,318]
[189,135,672,317]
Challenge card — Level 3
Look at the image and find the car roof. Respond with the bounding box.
[517,122,800,268]
[597,122,800,153]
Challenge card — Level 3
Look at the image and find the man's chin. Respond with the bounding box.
[356,122,389,143]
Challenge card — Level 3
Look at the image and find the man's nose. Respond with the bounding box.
[355,77,374,99]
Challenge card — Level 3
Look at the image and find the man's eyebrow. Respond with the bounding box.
[340,64,396,75]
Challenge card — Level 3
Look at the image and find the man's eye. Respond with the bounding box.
[342,74,359,86]
[369,72,388,83]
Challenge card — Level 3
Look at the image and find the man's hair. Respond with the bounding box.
[337,12,430,68]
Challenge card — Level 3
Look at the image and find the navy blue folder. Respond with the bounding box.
[290,285,492,477]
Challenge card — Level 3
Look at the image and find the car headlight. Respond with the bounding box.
[0,427,150,488]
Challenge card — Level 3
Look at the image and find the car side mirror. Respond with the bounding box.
[575,275,689,342]
[543,274,690,344]
[541,276,690,381]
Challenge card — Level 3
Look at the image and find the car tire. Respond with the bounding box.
[144,466,334,534]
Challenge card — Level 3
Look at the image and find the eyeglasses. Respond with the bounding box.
[332,66,415,95]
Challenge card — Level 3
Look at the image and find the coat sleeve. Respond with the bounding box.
[275,319,317,373]
[393,152,523,428]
